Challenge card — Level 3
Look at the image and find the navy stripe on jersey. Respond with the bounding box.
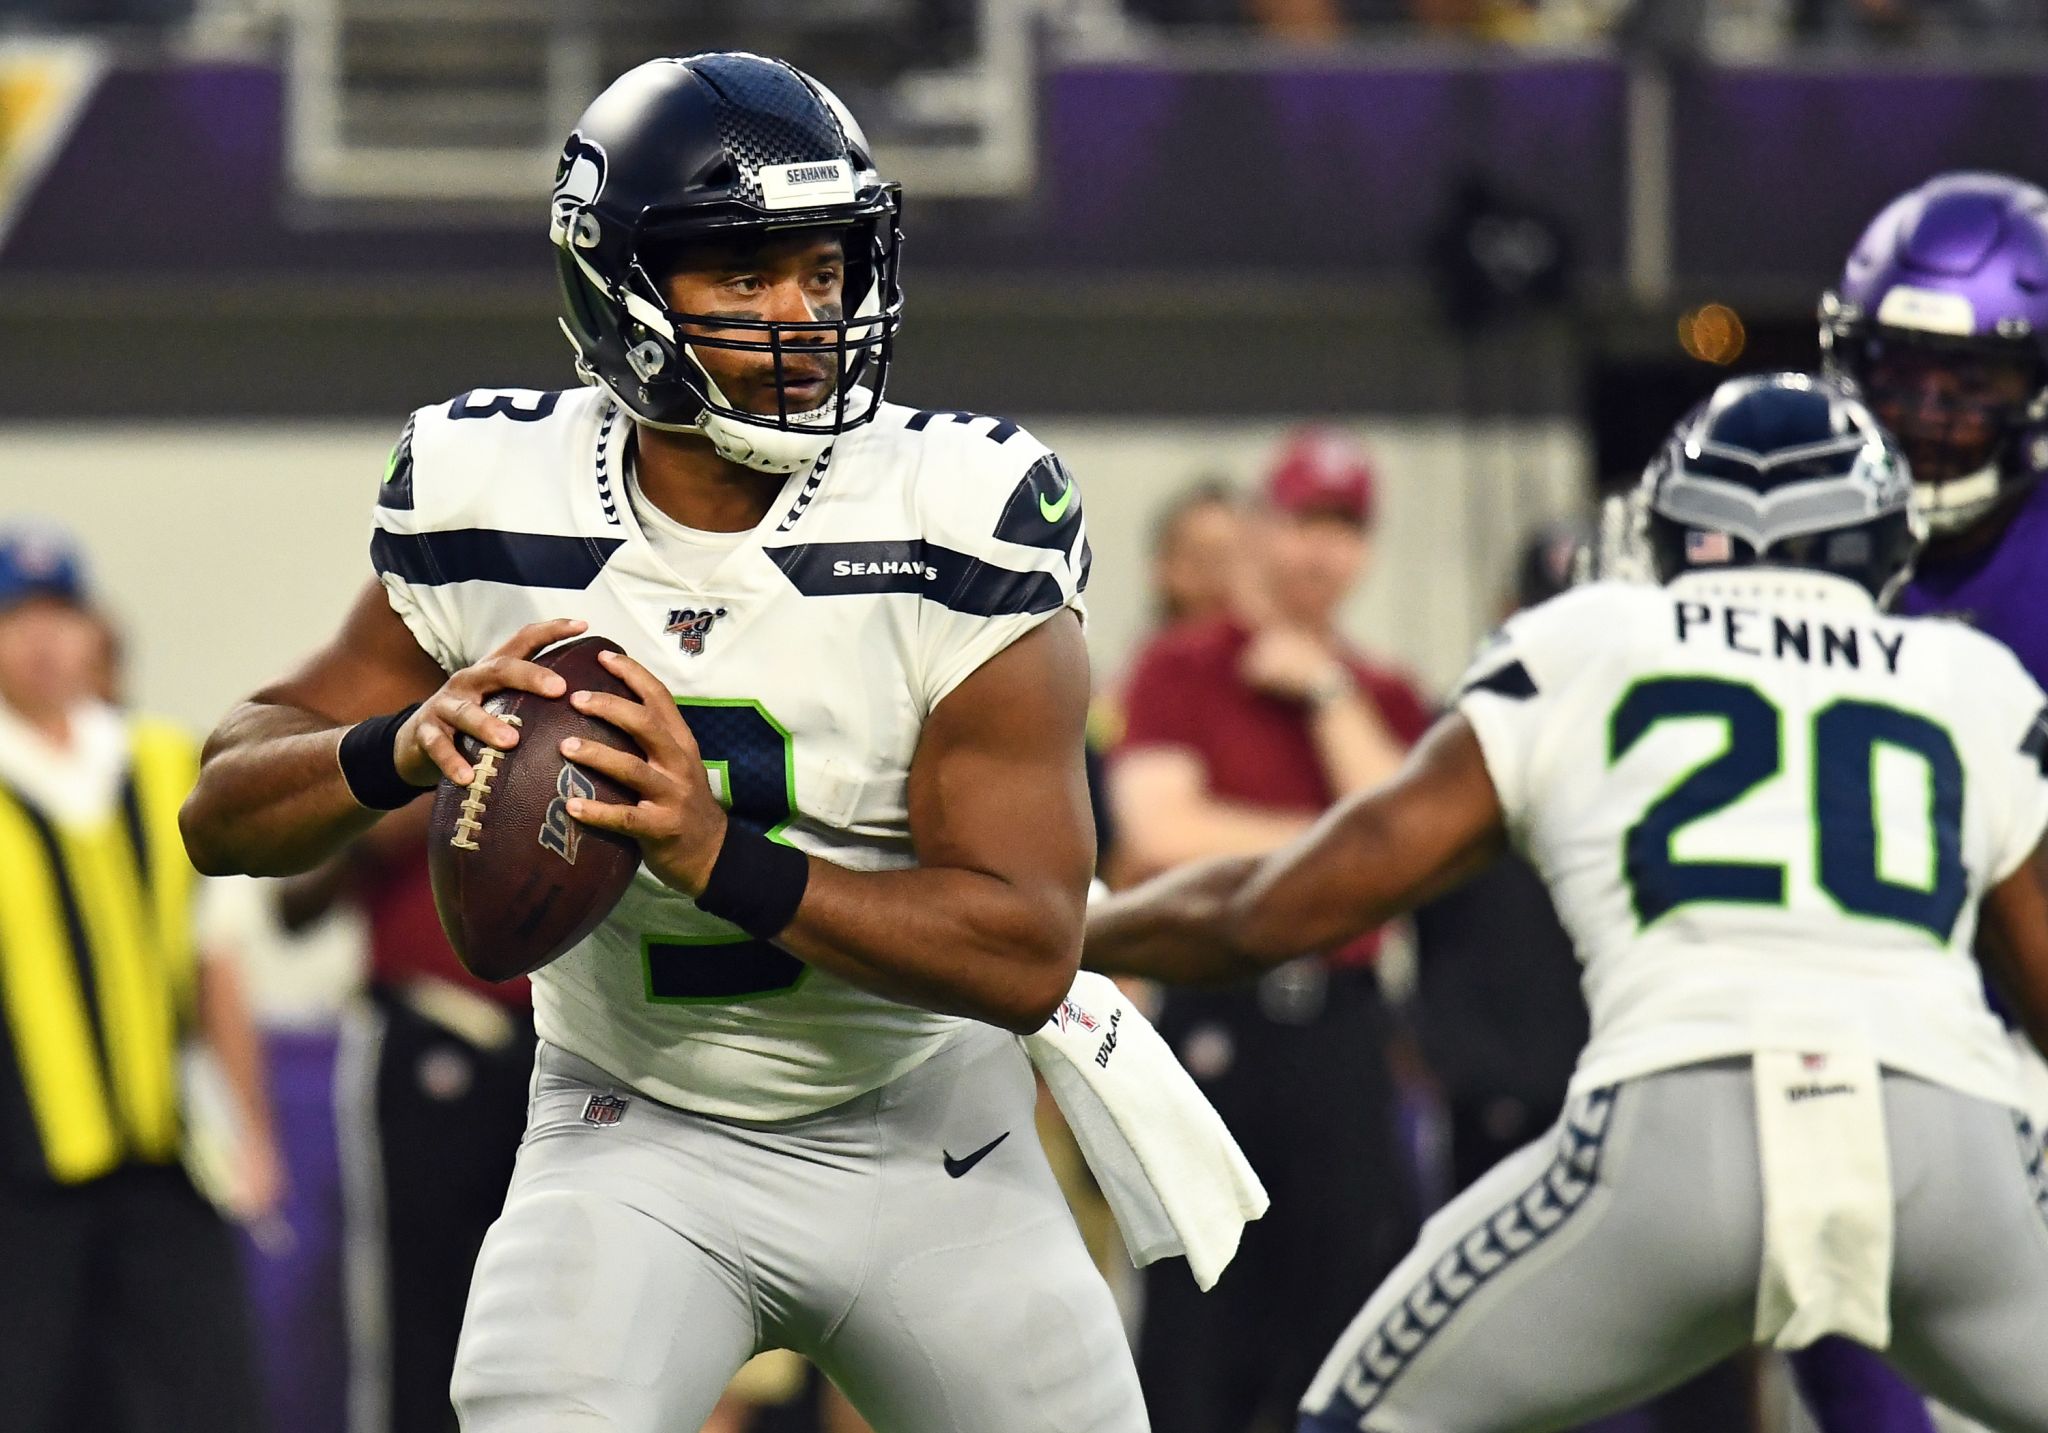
[992,454,1083,552]
[765,540,1066,617]
[372,529,625,589]
[2023,705,2048,775]
[1464,659,1538,701]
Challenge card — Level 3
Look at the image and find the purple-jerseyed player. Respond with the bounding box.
[1795,170,2048,1433]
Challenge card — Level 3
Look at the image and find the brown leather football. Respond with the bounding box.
[427,635,645,980]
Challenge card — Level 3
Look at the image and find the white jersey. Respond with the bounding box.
[370,385,1088,1120]
[1457,568,2048,1107]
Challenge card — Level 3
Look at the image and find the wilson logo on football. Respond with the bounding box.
[539,761,598,864]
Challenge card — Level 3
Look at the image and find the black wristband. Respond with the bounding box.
[337,704,429,810]
[695,821,810,940]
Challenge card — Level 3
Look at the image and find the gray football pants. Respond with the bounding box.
[1300,1062,2048,1433]
[450,1024,1148,1432]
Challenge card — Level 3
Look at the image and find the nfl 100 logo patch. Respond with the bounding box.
[582,1093,629,1127]
[665,607,728,656]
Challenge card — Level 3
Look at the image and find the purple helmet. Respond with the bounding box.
[1820,172,2048,539]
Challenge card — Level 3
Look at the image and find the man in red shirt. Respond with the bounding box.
[1111,429,1431,1433]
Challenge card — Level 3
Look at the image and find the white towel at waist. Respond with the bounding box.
[1024,971,1268,1291]
[1752,1045,1893,1350]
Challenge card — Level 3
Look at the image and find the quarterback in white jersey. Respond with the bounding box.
[184,53,1146,1433]
[1089,374,2048,1433]
[372,382,1087,1121]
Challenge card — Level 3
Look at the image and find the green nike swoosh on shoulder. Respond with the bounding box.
[1038,480,1075,523]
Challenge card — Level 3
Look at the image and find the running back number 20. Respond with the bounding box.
[1613,676,1966,941]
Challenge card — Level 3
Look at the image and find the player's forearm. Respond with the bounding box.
[196,954,277,1143]
[1309,692,1408,796]
[777,861,1082,1033]
[181,702,389,876]
[1085,854,1281,985]
[1119,801,1312,880]
[1981,850,2048,1061]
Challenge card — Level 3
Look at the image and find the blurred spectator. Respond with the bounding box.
[85,605,125,705]
[1408,0,1540,38]
[202,869,365,1433]
[1110,430,1431,1433]
[278,804,533,1433]
[0,521,272,1433]
[0,0,196,28]
[1148,477,1244,630]
[1124,0,1369,33]
[1791,0,2046,41]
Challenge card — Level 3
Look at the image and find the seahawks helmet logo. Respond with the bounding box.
[550,133,608,248]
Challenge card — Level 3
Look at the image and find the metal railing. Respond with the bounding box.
[284,0,1044,206]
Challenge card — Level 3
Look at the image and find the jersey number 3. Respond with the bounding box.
[1612,675,1967,941]
[641,700,807,1003]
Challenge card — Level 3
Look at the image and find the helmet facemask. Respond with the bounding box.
[556,201,904,474]
[1823,315,2047,538]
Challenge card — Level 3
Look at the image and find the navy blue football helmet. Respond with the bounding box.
[550,53,904,473]
[1641,372,1924,604]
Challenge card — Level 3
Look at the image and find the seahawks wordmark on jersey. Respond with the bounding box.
[371,386,1088,1120]
[1458,570,2048,1108]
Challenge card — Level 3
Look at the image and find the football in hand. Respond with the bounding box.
[427,635,644,979]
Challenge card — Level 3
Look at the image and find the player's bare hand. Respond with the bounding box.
[396,619,588,787]
[559,648,729,896]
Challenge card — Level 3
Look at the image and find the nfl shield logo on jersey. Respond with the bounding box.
[665,607,728,656]
[582,1093,629,1127]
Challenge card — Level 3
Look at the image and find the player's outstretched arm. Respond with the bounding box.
[1979,833,2048,1061]
[1085,715,1507,985]
[562,614,1096,1033]
[180,579,584,877]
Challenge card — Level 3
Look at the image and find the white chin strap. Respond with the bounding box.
[699,414,836,474]
[589,372,871,475]
[696,379,876,474]
[1916,466,2001,538]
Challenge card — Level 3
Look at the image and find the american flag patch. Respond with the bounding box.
[1686,529,1733,563]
